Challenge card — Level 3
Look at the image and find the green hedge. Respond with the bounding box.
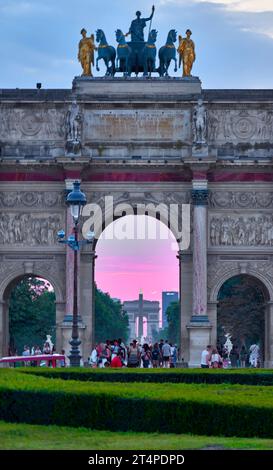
[19,367,273,386]
[1,370,273,438]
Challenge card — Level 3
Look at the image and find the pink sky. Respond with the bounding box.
[95,216,179,321]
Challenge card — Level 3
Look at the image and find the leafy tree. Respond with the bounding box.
[9,277,56,354]
[151,327,168,343]
[95,286,129,343]
[217,275,266,354]
[166,301,180,345]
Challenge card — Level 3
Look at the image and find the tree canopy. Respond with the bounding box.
[8,278,129,353]
[95,286,129,343]
[217,275,266,352]
[9,277,56,355]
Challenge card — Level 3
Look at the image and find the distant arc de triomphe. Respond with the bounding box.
[0,78,273,366]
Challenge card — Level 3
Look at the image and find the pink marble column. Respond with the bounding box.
[65,179,81,318]
[65,208,74,316]
[191,186,209,319]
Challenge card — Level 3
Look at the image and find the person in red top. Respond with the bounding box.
[110,353,123,368]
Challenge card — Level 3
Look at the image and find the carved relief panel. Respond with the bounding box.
[207,109,273,144]
[0,191,64,208]
[0,212,64,246]
[0,105,66,141]
[209,213,273,247]
[209,191,273,209]
[0,190,65,248]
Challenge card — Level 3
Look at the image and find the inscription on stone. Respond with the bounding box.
[83,110,191,141]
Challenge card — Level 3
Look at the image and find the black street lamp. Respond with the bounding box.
[58,181,93,367]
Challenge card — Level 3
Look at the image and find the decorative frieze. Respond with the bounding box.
[0,106,66,140]
[210,215,273,247]
[209,191,273,209]
[0,213,63,246]
[0,191,64,208]
[207,109,273,143]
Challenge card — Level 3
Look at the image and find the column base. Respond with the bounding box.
[60,317,86,364]
[187,317,212,367]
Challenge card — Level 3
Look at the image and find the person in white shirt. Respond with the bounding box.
[89,346,98,368]
[200,345,212,368]
[162,340,172,368]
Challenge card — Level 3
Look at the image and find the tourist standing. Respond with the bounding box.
[200,345,212,368]
[249,344,260,368]
[89,346,98,368]
[229,346,239,368]
[158,339,164,367]
[110,352,123,368]
[151,342,160,368]
[210,348,222,368]
[170,344,177,368]
[118,338,127,364]
[43,342,51,355]
[127,340,140,368]
[111,339,120,360]
[239,345,247,368]
[22,345,30,366]
[162,340,172,368]
[141,343,152,368]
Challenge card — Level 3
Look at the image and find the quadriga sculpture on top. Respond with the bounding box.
[78,6,196,79]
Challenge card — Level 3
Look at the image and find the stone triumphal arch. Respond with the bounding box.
[0,77,273,365]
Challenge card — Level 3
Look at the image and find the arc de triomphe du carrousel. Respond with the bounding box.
[0,8,273,366]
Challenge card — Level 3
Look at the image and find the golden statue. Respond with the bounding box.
[177,29,195,77]
[78,28,96,76]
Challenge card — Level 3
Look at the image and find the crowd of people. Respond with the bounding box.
[89,338,178,368]
[11,337,261,370]
[201,344,261,368]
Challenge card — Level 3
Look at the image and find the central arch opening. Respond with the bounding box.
[94,214,179,345]
[217,274,269,366]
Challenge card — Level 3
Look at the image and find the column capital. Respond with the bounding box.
[177,250,192,261]
[191,189,209,206]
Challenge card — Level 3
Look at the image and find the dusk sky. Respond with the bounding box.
[95,216,179,320]
[1,1,273,309]
[0,0,273,88]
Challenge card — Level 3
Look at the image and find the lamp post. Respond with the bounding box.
[58,181,94,367]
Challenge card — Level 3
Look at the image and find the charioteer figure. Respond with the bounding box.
[126,5,155,42]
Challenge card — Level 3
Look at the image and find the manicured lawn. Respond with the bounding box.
[1,421,273,450]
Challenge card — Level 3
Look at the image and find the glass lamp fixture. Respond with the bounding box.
[66,181,87,223]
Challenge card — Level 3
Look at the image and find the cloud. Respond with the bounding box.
[201,1,273,13]
[159,0,273,13]
[1,0,273,88]
[241,26,273,40]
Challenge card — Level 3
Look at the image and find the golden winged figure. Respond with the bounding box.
[78,29,97,76]
[177,29,196,77]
